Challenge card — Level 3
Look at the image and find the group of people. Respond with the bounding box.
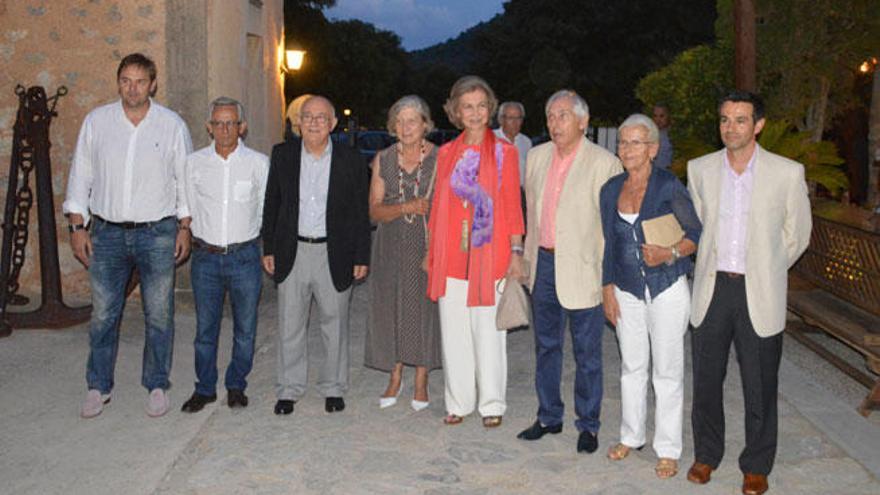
[65,53,812,495]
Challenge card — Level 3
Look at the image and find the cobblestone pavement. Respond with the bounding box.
[1,282,878,494]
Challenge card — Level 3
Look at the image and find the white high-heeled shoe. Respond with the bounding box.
[410,399,429,412]
[379,388,401,409]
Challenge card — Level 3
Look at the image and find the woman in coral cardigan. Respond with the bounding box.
[425,75,525,428]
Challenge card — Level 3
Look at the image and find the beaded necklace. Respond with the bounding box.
[397,140,427,223]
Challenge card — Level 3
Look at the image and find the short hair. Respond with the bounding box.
[301,95,337,121]
[443,75,499,130]
[618,113,659,143]
[117,52,157,82]
[545,90,590,119]
[207,96,245,123]
[386,95,435,136]
[718,90,765,123]
[653,102,669,112]
[499,101,526,119]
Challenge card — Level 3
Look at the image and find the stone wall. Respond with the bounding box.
[0,0,284,304]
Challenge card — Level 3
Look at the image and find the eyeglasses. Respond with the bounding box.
[501,114,524,121]
[209,120,241,129]
[617,140,652,148]
[300,113,331,125]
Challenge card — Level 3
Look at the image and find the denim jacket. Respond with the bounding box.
[600,166,702,300]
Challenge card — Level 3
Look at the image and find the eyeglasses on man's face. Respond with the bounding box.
[209,120,241,130]
[300,113,331,125]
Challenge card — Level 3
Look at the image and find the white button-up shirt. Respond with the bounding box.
[716,149,757,274]
[186,139,269,246]
[63,99,192,224]
[494,127,532,186]
[298,140,332,237]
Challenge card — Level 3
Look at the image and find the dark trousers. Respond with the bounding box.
[691,274,783,475]
[532,248,604,433]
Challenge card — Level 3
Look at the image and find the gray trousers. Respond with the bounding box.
[276,242,351,400]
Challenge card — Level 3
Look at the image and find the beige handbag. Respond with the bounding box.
[496,278,530,330]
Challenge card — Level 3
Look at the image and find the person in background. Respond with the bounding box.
[652,103,674,170]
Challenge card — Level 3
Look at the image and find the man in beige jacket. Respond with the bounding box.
[516,90,622,454]
[685,91,811,495]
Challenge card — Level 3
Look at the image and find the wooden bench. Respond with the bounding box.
[787,211,880,417]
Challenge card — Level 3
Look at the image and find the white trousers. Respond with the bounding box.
[614,276,690,459]
[438,277,507,417]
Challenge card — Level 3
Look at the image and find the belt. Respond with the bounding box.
[540,246,555,254]
[297,235,327,244]
[94,215,174,229]
[193,237,258,255]
[718,271,744,279]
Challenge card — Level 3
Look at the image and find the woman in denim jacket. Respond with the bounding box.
[599,114,702,479]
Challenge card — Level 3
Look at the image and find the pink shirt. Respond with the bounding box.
[540,142,580,248]
[716,149,757,274]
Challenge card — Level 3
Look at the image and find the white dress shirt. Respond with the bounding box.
[494,127,532,186]
[186,139,269,246]
[716,149,757,274]
[63,99,192,225]
[298,140,332,237]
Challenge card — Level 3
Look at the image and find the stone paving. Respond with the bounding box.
[1,281,879,494]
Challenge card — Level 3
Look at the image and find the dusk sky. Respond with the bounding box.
[325,0,506,51]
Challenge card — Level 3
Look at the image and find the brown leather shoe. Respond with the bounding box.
[686,462,714,484]
[742,473,768,495]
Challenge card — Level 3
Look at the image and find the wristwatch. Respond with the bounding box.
[665,245,679,266]
[68,223,86,233]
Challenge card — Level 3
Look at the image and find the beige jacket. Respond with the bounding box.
[524,137,622,309]
[687,145,812,336]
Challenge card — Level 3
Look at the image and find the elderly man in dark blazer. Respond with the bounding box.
[261,95,371,416]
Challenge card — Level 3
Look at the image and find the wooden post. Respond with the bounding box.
[734,0,757,92]
[869,68,880,209]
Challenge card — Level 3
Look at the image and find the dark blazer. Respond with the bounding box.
[261,139,371,290]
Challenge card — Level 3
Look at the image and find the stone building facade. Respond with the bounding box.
[0,0,285,299]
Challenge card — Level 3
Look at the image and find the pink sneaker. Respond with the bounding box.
[81,390,111,418]
[145,388,169,417]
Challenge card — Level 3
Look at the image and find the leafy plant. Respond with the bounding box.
[758,120,848,194]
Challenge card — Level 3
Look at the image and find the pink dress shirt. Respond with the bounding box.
[716,149,757,274]
[539,142,580,248]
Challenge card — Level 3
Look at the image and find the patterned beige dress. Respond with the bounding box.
[364,145,442,371]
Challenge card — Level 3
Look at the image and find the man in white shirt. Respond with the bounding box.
[494,101,532,187]
[64,53,193,419]
[180,97,269,413]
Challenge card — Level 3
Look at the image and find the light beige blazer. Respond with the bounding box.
[687,145,812,337]
[524,137,622,309]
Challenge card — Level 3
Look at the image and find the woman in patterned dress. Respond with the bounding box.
[364,95,442,411]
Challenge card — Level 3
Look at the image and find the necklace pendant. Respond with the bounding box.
[460,219,469,252]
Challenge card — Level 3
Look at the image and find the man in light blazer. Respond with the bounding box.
[516,90,622,453]
[685,91,811,495]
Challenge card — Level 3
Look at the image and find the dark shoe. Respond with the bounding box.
[517,420,563,440]
[180,392,217,413]
[227,389,248,408]
[687,462,714,485]
[742,473,768,495]
[577,430,598,453]
[325,397,345,413]
[274,399,295,415]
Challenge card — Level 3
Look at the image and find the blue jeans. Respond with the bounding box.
[532,248,605,433]
[86,216,177,393]
[191,241,262,396]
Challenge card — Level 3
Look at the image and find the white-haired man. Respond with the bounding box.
[517,90,622,453]
[181,97,269,413]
